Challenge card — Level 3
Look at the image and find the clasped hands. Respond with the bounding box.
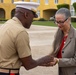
[42,57,59,67]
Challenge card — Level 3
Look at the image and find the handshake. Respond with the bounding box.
[37,55,59,67]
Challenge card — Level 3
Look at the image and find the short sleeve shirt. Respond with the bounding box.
[0,17,31,69]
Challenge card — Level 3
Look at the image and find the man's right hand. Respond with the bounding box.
[37,55,54,66]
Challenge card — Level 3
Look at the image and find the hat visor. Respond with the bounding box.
[31,10,38,18]
[34,14,38,18]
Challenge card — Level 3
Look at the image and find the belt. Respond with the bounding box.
[0,68,19,73]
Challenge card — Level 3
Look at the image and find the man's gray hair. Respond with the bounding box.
[55,8,71,19]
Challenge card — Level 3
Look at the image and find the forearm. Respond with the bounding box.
[25,59,38,70]
[36,55,54,66]
[21,55,54,70]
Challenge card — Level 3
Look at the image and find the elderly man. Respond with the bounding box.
[0,1,53,75]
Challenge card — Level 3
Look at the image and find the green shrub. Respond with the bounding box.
[71,17,76,22]
[0,18,8,21]
[57,4,70,9]
[38,18,46,21]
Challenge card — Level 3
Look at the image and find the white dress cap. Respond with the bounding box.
[14,1,40,18]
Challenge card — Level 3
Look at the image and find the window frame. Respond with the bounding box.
[70,5,76,16]
[45,0,49,5]
[54,0,58,4]
[0,0,3,3]
[37,0,40,3]
[37,10,40,18]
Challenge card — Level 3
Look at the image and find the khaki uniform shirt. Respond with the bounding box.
[0,17,31,69]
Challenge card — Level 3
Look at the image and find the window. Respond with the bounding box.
[0,0,3,3]
[45,0,49,5]
[71,0,76,5]
[22,0,24,1]
[70,0,76,16]
[70,5,76,16]
[37,0,40,3]
[54,0,58,4]
[30,0,33,2]
[37,10,40,17]
[12,0,14,3]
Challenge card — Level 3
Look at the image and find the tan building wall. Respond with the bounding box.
[0,3,15,19]
[39,0,71,20]
[0,0,71,20]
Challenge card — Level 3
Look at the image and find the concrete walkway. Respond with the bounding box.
[20,25,58,75]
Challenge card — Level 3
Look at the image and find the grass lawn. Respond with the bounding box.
[32,21,76,28]
[0,21,76,28]
[0,21,5,24]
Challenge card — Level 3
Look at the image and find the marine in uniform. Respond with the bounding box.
[0,1,54,75]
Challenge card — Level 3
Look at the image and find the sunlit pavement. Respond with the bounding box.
[20,25,58,75]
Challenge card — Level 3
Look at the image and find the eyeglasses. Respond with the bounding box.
[54,18,68,25]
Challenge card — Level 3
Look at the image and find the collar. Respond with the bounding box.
[12,17,23,26]
[68,25,74,39]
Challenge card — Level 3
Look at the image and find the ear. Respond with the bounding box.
[24,12,29,19]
